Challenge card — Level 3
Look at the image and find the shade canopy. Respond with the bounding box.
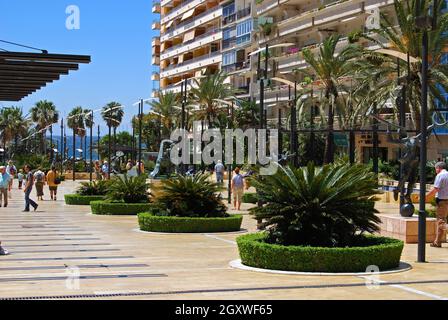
[0,51,91,101]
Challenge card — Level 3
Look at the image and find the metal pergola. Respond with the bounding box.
[0,51,91,101]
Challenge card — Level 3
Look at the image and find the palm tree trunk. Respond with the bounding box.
[324,94,335,164]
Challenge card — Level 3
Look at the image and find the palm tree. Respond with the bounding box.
[0,107,29,155]
[357,0,448,130]
[189,71,238,128]
[296,35,361,163]
[30,100,59,155]
[102,102,124,165]
[148,91,180,138]
[67,106,87,161]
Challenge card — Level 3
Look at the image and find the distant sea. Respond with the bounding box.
[49,135,101,160]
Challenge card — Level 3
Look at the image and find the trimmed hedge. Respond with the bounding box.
[236,233,404,273]
[65,194,105,205]
[138,213,243,233]
[90,201,152,216]
[242,193,258,204]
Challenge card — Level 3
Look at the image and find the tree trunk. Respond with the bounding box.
[324,93,335,164]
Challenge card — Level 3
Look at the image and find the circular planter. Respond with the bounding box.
[138,213,243,233]
[65,194,106,206]
[90,201,152,216]
[236,233,404,273]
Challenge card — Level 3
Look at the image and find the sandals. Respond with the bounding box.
[430,242,442,248]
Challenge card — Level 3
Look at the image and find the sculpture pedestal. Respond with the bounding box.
[378,214,446,244]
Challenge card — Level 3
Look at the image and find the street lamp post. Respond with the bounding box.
[50,124,53,163]
[108,122,112,179]
[60,118,64,172]
[97,125,100,161]
[89,111,93,182]
[72,127,76,181]
[138,99,143,176]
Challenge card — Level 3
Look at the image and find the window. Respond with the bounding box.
[223,27,236,40]
[223,51,236,66]
[236,19,252,37]
[223,3,235,17]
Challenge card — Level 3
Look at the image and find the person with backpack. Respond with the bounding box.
[33,167,46,201]
[231,167,245,211]
[23,164,38,212]
[6,160,16,198]
[46,165,60,201]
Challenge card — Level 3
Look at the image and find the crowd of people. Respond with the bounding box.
[92,160,145,181]
[0,161,62,256]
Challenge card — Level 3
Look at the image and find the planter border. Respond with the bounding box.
[237,233,404,273]
[64,194,106,206]
[138,213,243,233]
[90,200,152,216]
[229,260,412,276]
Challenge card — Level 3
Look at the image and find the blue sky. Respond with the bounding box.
[0,0,158,133]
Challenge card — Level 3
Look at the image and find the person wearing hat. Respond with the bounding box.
[101,160,109,180]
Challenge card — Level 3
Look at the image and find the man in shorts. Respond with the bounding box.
[426,162,448,247]
[231,167,245,211]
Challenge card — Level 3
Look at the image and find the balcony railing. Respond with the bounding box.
[161,51,221,73]
[162,28,221,57]
[161,0,201,23]
[163,6,221,40]
[222,37,236,50]
[236,7,251,20]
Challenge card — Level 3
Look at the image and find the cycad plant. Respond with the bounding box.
[76,180,110,196]
[250,162,381,247]
[106,174,150,203]
[150,173,227,217]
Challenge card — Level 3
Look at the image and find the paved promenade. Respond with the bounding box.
[0,181,447,300]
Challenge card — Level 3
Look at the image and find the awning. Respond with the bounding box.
[183,29,196,42]
[0,51,91,101]
[195,68,207,78]
[178,54,184,63]
[161,42,166,52]
[181,8,196,21]
[165,19,174,29]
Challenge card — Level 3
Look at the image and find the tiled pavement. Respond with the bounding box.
[0,181,447,300]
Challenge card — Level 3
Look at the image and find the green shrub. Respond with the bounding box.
[106,174,150,203]
[151,173,227,218]
[90,201,152,215]
[242,193,258,204]
[250,162,381,247]
[237,233,404,272]
[76,180,110,196]
[65,194,106,205]
[138,213,243,233]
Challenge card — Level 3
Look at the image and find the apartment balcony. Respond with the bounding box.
[160,51,222,78]
[222,60,251,74]
[152,56,160,65]
[152,1,161,13]
[161,6,222,42]
[152,20,161,30]
[161,29,222,60]
[259,0,393,43]
[152,45,161,57]
[256,0,280,16]
[152,71,160,81]
[161,83,183,94]
[161,0,204,25]
[152,36,160,47]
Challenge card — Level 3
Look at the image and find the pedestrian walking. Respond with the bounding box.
[6,160,16,199]
[94,160,102,181]
[46,165,60,201]
[34,168,46,201]
[231,167,245,211]
[101,161,109,180]
[0,241,8,256]
[23,164,38,212]
[17,169,24,189]
[0,166,11,207]
[215,160,225,184]
[426,161,448,247]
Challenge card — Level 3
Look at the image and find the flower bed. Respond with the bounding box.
[64,194,106,206]
[90,201,152,216]
[236,233,404,273]
[138,213,243,233]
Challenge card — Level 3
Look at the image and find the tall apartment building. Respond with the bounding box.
[152,0,448,162]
